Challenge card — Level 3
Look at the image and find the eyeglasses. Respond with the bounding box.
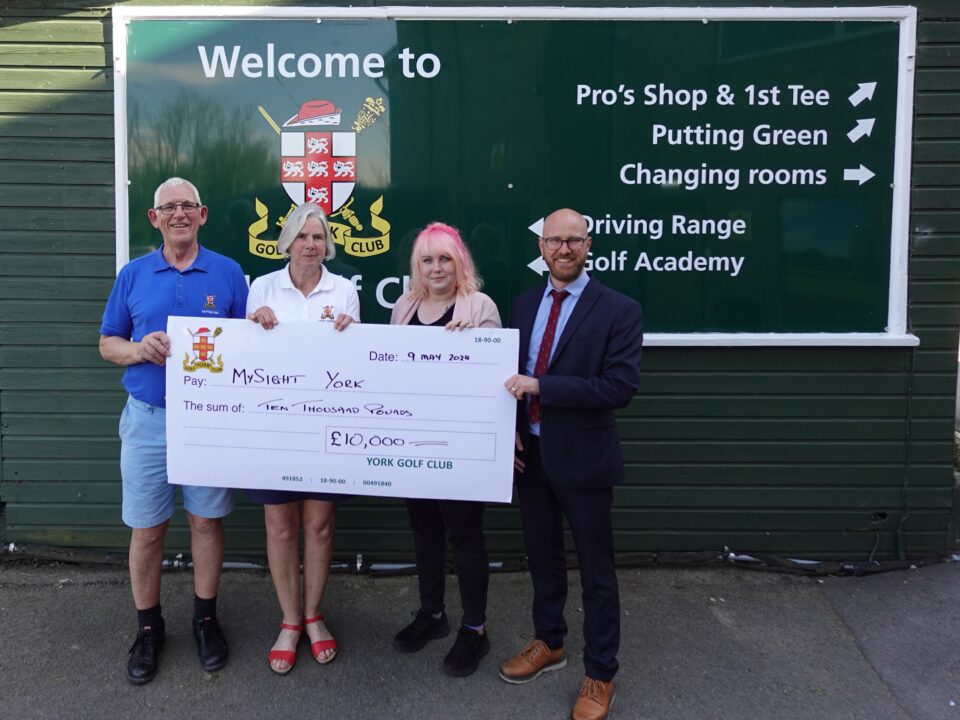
[543,236,587,251]
[155,202,202,216]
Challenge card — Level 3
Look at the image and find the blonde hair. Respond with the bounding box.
[407,222,482,299]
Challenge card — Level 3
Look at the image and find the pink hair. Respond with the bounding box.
[407,222,483,299]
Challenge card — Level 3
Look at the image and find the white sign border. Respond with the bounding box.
[112,5,919,347]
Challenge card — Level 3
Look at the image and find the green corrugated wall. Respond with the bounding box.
[1,0,958,562]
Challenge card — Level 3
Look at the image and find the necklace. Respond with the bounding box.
[418,296,454,324]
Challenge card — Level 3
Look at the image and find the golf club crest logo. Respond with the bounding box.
[250,97,390,259]
[184,326,224,373]
[280,99,355,214]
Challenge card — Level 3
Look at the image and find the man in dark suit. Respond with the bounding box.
[500,208,643,720]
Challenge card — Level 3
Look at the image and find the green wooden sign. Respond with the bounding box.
[113,7,918,344]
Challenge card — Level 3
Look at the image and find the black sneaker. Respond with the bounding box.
[442,626,490,677]
[127,619,165,685]
[193,616,228,672]
[394,609,450,653]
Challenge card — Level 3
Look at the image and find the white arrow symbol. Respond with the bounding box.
[843,164,875,185]
[847,118,876,143]
[527,255,548,275]
[527,217,547,274]
[848,82,877,107]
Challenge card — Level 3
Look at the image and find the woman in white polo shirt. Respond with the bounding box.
[246,202,360,674]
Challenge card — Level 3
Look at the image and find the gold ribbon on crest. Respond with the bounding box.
[248,196,390,259]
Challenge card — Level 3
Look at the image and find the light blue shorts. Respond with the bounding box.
[119,396,234,528]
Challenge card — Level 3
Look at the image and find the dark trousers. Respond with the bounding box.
[405,498,489,627]
[517,436,620,681]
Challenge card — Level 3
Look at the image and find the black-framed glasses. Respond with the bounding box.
[543,236,587,251]
[155,202,202,216]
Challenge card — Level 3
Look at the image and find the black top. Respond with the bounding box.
[409,303,455,327]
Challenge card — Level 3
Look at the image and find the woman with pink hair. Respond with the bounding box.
[389,222,501,677]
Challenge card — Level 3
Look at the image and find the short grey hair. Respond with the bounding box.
[277,203,336,260]
[154,177,202,208]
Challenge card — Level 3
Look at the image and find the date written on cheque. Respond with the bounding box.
[368,350,472,362]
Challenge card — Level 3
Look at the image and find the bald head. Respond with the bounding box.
[539,208,592,289]
[542,208,588,240]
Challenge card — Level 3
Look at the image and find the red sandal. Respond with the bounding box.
[268,622,303,675]
[305,614,338,664]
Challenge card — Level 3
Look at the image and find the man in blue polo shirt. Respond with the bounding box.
[100,177,248,685]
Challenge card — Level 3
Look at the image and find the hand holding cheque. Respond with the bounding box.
[165,317,519,503]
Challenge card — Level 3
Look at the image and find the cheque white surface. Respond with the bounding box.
[166,317,519,503]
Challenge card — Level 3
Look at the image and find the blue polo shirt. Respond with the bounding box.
[101,245,248,407]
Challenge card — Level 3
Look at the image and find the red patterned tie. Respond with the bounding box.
[529,289,570,423]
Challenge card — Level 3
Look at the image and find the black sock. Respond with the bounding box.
[194,594,217,623]
[137,604,162,631]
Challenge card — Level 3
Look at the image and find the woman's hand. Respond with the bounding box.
[444,318,475,331]
[333,313,355,331]
[248,306,279,330]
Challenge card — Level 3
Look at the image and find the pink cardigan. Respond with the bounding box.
[389,290,502,328]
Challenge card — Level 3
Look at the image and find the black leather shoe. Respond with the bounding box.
[394,609,450,653]
[442,626,490,677]
[193,616,228,672]
[127,620,165,685]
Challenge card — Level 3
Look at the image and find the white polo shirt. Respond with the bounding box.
[246,264,361,323]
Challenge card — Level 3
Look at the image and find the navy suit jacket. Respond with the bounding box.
[511,276,644,489]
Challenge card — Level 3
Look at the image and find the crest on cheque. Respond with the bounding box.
[250,97,391,259]
[184,326,224,373]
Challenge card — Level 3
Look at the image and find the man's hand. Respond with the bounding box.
[136,331,171,366]
[504,373,539,400]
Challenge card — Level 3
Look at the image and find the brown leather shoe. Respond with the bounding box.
[571,676,615,720]
[498,639,567,684]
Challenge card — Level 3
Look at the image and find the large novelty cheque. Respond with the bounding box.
[166,317,519,503]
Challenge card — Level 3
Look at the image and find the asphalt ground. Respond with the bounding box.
[0,557,957,720]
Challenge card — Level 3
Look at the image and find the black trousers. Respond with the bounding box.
[517,436,620,681]
[405,498,489,627]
